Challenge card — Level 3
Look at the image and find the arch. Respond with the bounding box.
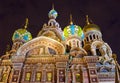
[89,35,92,40]
[48,19,60,28]
[84,39,86,43]
[104,43,112,57]
[48,47,56,55]
[70,47,87,58]
[86,37,89,42]
[91,41,104,56]
[97,35,99,39]
[48,19,56,26]
[96,62,102,66]
[91,41,112,60]
[16,36,65,56]
[81,41,84,47]
[99,67,110,72]
[93,34,96,39]
[69,41,72,47]
[96,48,102,56]
[77,41,79,47]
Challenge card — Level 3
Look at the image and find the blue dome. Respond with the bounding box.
[12,29,32,42]
[48,9,58,19]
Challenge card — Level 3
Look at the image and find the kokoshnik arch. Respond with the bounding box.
[0,5,120,83]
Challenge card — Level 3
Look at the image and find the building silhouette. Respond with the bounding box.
[0,6,120,83]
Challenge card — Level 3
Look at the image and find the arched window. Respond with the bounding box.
[75,73,81,82]
[48,47,56,55]
[47,72,52,82]
[75,69,82,82]
[35,72,42,81]
[25,72,31,81]
[1,73,7,82]
[96,62,102,66]
[97,35,99,39]
[77,41,79,47]
[66,45,71,53]
[86,37,89,41]
[81,41,84,47]
[69,41,71,47]
[89,35,92,40]
[96,48,102,56]
[93,34,96,39]
[49,21,54,26]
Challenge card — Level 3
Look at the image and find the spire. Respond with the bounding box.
[86,15,90,25]
[52,3,54,10]
[24,18,29,29]
[70,14,73,25]
[48,4,58,19]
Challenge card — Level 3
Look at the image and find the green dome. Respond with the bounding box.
[83,24,100,32]
[12,28,32,42]
[63,24,84,40]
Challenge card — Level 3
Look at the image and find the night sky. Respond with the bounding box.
[0,0,120,62]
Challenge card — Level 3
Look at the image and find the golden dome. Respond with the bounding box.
[83,15,100,32]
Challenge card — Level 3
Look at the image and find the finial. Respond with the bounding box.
[52,3,54,10]
[24,18,29,29]
[86,15,90,25]
[48,5,58,19]
[70,14,73,25]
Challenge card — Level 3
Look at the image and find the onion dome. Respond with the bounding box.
[63,15,84,40]
[83,15,100,32]
[48,4,58,19]
[12,18,32,42]
[38,5,63,42]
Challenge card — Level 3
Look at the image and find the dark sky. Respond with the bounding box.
[0,0,120,62]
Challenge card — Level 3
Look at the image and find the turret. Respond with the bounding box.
[63,14,87,57]
[83,15,102,45]
[37,4,63,42]
[83,15,113,62]
[63,14,84,48]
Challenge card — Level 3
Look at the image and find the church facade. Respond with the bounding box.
[0,7,119,83]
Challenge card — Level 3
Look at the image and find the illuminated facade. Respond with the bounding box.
[0,7,120,83]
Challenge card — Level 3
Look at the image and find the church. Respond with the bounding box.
[0,6,120,83]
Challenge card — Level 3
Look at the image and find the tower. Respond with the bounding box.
[83,15,113,59]
[63,15,87,83]
[63,14,87,57]
[83,15,115,83]
[38,5,63,42]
